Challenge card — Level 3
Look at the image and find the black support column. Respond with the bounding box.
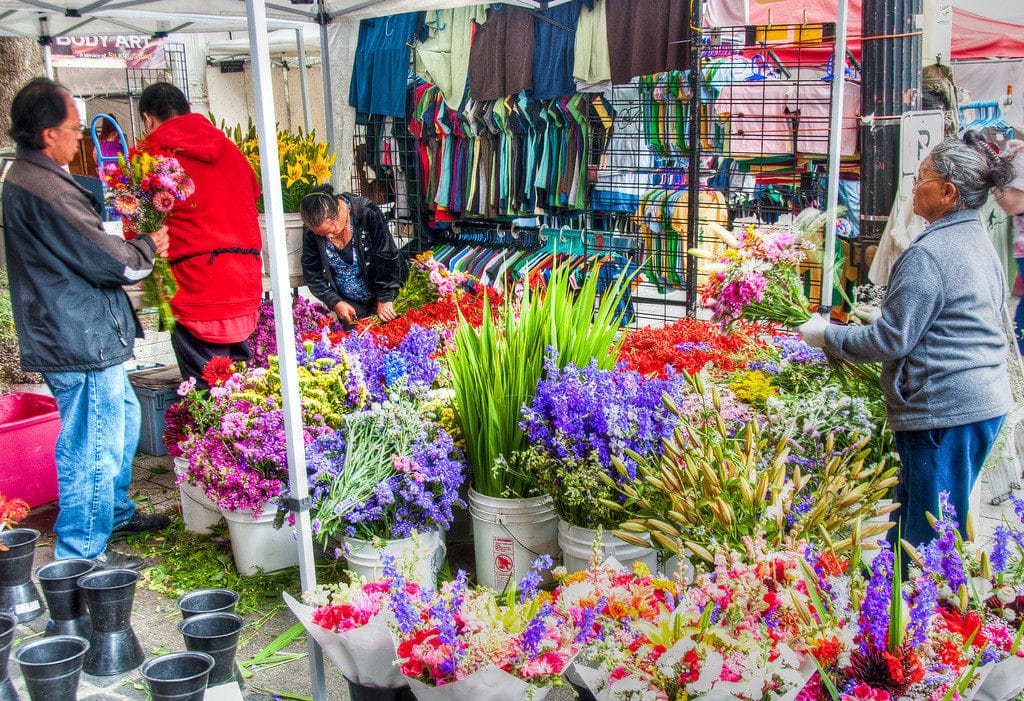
[858,0,922,280]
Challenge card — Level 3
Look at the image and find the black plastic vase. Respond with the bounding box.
[77,569,144,676]
[0,613,20,701]
[141,651,215,701]
[346,679,416,701]
[177,612,244,688]
[0,530,44,624]
[34,559,95,639]
[13,635,88,701]
[176,589,239,619]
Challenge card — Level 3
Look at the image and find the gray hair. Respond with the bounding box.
[929,136,1015,210]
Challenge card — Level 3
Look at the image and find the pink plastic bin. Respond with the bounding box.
[0,393,60,508]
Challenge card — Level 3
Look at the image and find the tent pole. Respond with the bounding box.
[296,28,313,134]
[820,0,850,314]
[39,16,53,79]
[245,2,327,700]
[317,0,335,150]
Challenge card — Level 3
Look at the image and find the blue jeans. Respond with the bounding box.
[889,415,1004,551]
[43,365,139,559]
[1015,258,1024,355]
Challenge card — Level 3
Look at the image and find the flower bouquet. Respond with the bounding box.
[575,539,817,701]
[392,252,472,317]
[691,221,882,400]
[387,556,579,700]
[307,397,466,585]
[283,574,423,691]
[102,146,194,331]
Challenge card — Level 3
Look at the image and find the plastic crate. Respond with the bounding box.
[129,366,182,457]
[0,393,60,508]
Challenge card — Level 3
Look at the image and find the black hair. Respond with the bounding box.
[928,132,1017,210]
[138,82,190,122]
[298,184,341,229]
[7,78,71,150]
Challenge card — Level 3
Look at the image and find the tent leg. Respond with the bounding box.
[296,28,313,134]
[820,0,851,313]
[246,1,327,700]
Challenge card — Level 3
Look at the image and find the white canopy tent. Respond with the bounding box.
[0,0,852,697]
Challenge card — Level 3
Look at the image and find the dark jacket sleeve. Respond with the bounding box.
[361,203,402,303]
[300,229,343,310]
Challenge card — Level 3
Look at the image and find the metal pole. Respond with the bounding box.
[859,0,922,279]
[39,17,53,79]
[819,0,850,312]
[317,1,335,151]
[296,28,313,134]
[685,0,703,317]
[244,2,327,700]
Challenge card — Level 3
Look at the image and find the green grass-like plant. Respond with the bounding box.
[446,263,631,498]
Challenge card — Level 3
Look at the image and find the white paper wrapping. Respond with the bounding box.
[406,666,552,701]
[283,592,406,688]
[966,657,1021,701]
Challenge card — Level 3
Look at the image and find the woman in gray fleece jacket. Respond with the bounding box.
[799,137,1017,550]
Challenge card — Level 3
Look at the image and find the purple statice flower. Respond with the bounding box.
[341,326,440,403]
[676,341,713,353]
[786,494,815,527]
[920,492,968,593]
[859,542,894,652]
[772,334,827,364]
[520,602,553,656]
[305,429,347,506]
[905,574,938,647]
[431,570,468,676]
[248,295,344,367]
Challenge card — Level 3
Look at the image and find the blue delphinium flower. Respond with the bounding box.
[518,554,553,604]
[919,492,968,594]
[521,602,553,656]
[772,334,827,363]
[905,574,938,647]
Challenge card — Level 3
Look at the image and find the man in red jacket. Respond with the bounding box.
[138,83,263,388]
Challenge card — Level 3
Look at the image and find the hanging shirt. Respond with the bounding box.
[531,0,590,101]
[324,241,374,302]
[573,0,611,86]
[468,5,534,101]
[415,6,489,108]
[349,12,422,118]
[606,0,690,85]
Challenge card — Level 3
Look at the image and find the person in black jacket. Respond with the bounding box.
[299,185,402,324]
[3,78,171,569]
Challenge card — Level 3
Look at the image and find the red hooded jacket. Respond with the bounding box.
[141,113,263,338]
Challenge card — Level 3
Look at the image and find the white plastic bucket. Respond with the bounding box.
[173,457,222,534]
[221,507,299,575]
[342,530,445,588]
[467,489,559,592]
[557,520,658,575]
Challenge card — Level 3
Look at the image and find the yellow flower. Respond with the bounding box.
[307,159,332,185]
[284,162,308,188]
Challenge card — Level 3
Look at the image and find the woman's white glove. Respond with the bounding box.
[797,314,828,348]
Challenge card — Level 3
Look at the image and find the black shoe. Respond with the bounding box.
[90,549,144,571]
[111,511,171,538]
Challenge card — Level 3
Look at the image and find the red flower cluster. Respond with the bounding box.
[311,604,375,633]
[617,318,773,378]
[357,285,502,348]
[0,494,30,531]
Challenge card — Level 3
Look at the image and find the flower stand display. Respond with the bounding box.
[342,530,444,589]
[222,508,298,575]
[172,457,222,535]
[557,520,657,575]
[467,489,559,591]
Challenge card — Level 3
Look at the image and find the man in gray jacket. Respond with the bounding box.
[3,78,171,569]
[800,138,1015,550]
